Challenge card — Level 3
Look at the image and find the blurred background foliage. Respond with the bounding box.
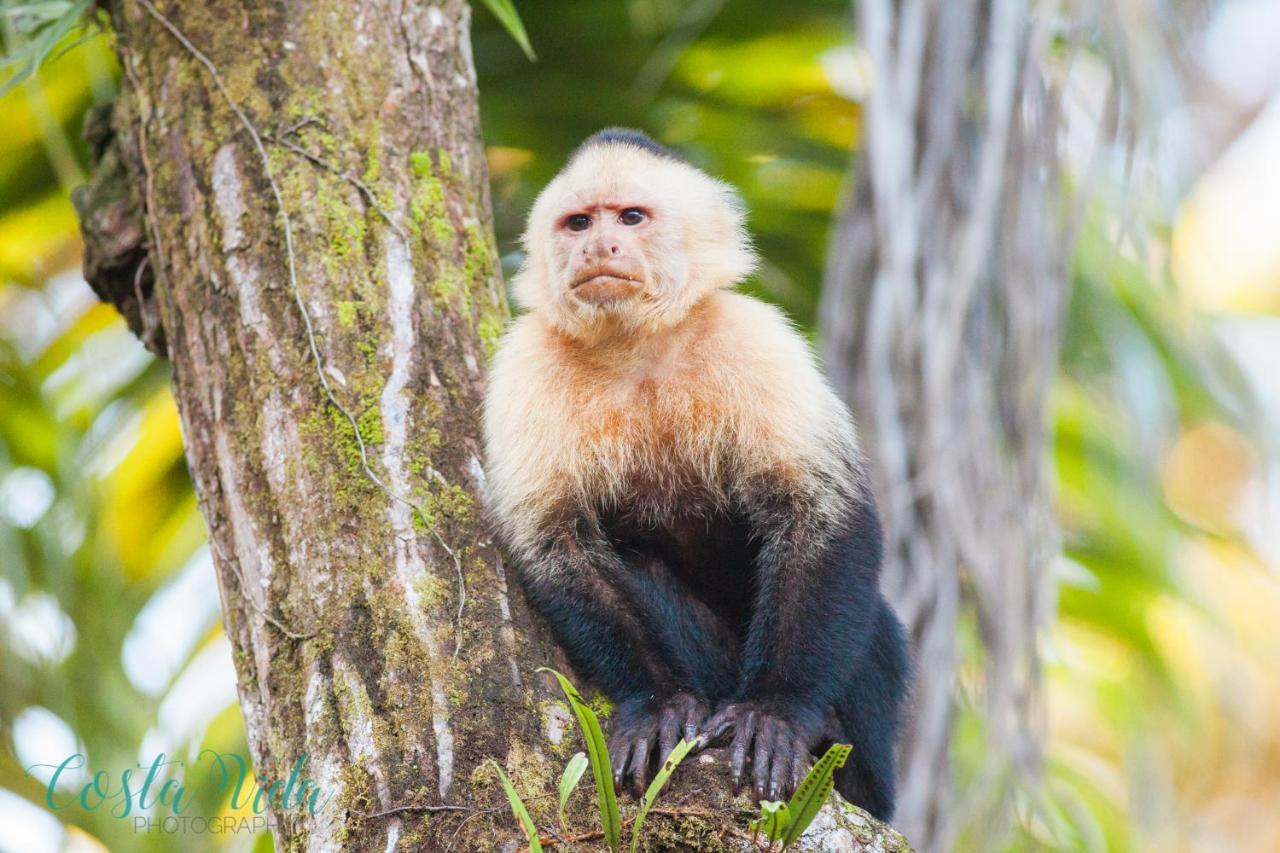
[2,0,1279,851]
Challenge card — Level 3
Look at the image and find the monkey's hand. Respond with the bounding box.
[608,692,710,796]
[701,701,835,801]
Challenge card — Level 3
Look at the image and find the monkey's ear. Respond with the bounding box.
[511,184,561,312]
[510,258,549,312]
[688,180,758,291]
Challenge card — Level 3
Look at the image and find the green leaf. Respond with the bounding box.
[630,737,697,853]
[537,668,621,850]
[2,3,75,24]
[781,742,851,847]
[0,0,91,99]
[749,800,791,845]
[557,751,588,828]
[491,760,543,853]
[479,0,536,61]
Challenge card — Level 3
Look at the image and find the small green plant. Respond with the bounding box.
[749,742,852,850]
[504,668,861,851]
[538,667,623,849]
[492,759,543,853]
[749,800,791,845]
[557,751,589,830]
[524,668,700,851]
[630,735,699,853]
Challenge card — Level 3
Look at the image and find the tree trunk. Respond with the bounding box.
[819,1,1072,850]
[75,0,910,849]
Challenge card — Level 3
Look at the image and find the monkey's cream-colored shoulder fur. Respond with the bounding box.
[483,290,858,551]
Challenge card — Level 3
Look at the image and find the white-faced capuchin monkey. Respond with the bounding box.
[483,129,909,820]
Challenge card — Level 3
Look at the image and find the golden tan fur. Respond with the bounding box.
[484,140,860,565]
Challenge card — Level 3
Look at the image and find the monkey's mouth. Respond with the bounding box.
[570,269,642,289]
[570,268,645,303]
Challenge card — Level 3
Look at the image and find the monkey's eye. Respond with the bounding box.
[618,208,647,226]
[565,214,591,232]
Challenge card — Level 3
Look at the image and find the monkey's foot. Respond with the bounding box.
[701,701,829,802]
[609,692,710,796]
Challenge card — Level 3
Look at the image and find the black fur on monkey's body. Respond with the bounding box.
[483,129,910,820]
[521,482,909,820]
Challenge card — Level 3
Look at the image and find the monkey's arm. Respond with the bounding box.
[706,472,885,799]
[518,518,734,792]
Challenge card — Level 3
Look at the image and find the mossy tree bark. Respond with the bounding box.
[76,1,910,849]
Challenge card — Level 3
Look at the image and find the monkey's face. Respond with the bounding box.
[551,184,659,308]
[514,138,757,341]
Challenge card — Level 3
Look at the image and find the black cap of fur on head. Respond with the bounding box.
[572,127,686,163]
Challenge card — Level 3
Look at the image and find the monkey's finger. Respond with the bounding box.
[631,733,653,797]
[728,710,757,794]
[702,704,737,740]
[611,737,632,789]
[753,717,777,801]
[768,725,794,801]
[658,708,680,765]
[788,735,808,794]
[683,704,704,745]
[764,721,791,801]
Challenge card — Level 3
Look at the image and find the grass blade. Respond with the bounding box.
[780,743,851,847]
[3,3,76,19]
[629,737,697,853]
[0,0,90,99]
[538,668,621,850]
[491,760,543,853]
[558,751,589,828]
[749,800,791,845]
[479,0,536,61]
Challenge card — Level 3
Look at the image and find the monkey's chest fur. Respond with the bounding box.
[572,368,752,518]
[569,366,773,631]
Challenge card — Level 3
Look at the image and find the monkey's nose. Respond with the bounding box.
[585,240,622,259]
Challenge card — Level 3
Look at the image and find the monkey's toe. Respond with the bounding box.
[701,702,822,801]
[608,721,656,796]
[658,692,710,762]
[610,692,709,796]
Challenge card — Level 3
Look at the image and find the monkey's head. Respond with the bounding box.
[513,128,757,341]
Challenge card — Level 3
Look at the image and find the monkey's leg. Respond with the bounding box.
[607,553,741,777]
[704,491,893,801]
[830,597,910,821]
[518,522,731,793]
[622,554,739,700]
